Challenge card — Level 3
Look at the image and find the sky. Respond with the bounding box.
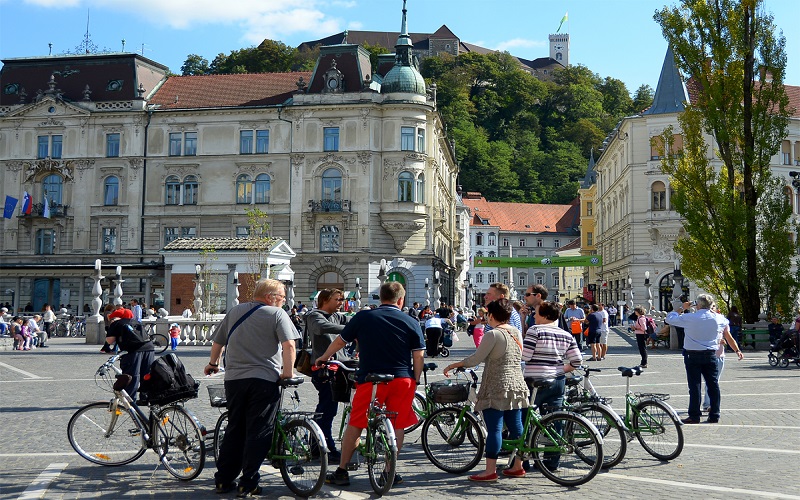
[1,0,798,94]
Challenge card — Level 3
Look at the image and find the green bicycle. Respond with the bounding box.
[565,365,684,468]
[210,377,328,497]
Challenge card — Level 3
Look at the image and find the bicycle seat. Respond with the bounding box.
[423,363,437,372]
[565,374,583,387]
[280,377,305,387]
[365,373,395,383]
[113,374,132,391]
[527,378,556,388]
[618,366,643,377]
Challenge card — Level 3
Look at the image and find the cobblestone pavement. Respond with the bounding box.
[1,327,799,499]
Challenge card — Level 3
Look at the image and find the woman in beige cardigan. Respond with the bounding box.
[444,298,529,482]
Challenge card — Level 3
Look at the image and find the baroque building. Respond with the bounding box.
[0,3,464,313]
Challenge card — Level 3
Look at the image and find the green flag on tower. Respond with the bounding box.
[557,12,568,32]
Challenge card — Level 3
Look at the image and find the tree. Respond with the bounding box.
[180,54,209,76]
[361,42,390,73]
[655,0,792,322]
[242,207,274,300]
[631,84,655,114]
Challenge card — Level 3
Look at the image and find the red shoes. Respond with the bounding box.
[502,468,526,478]
[468,472,498,482]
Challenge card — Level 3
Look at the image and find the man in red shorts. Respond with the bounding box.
[316,281,424,487]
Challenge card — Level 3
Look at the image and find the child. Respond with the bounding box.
[169,323,181,351]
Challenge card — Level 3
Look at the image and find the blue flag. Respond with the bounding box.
[3,195,18,219]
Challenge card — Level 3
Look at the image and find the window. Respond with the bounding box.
[254,174,270,204]
[183,176,198,205]
[165,176,180,205]
[476,273,484,284]
[398,171,414,201]
[184,132,197,156]
[169,133,182,156]
[181,227,196,238]
[519,238,526,247]
[164,227,179,244]
[239,130,269,154]
[240,131,253,154]
[518,274,527,287]
[256,130,269,154]
[587,232,593,246]
[417,128,425,153]
[322,168,342,201]
[476,232,483,246]
[236,226,250,238]
[37,135,62,159]
[320,225,340,252]
[401,127,415,151]
[36,229,56,255]
[782,140,792,165]
[416,174,424,203]
[651,134,682,160]
[652,181,666,210]
[502,237,509,247]
[106,133,120,157]
[102,227,117,254]
[43,174,63,205]
[476,251,484,257]
[554,239,560,248]
[553,273,559,288]
[323,127,339,152]
[502,275,509,285]
[488,251,496,257]
[103,176,119,206]
[536,238,543,247]
[536,274,544,285]
[586,201,593,216]
[488,272,496,283]
[488,232,496,246]
[236,174,252,204]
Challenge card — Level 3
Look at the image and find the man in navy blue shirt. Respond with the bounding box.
[316,281,425,487]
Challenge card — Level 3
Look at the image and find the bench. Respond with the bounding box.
[739,328,771,350]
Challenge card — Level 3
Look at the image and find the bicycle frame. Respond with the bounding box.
[270,385,328,461]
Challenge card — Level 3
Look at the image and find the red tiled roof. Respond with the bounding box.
[149,72,312,109]
[462,195,579,234]
[557,237,582,251]
[685,78,800,117]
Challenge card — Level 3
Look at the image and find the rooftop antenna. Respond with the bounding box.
[122,39,126,52]
[48,43,52,55]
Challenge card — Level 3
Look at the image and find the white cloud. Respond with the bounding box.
[347,21,364,30]
[331,0,357,7]
[493,38,546,52]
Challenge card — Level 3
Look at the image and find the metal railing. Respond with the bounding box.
[308,199,350,212]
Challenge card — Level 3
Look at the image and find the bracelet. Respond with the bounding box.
[208,362,219,367]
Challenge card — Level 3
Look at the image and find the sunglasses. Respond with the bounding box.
[525,292,539,297]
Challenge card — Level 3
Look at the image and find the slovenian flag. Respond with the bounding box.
[21,191,32,215]
[3,195,18,219]
[43,196,51,218]
[557,12,568,32]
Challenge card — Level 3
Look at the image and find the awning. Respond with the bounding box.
[345,291,357,299]
[309,290,321,300]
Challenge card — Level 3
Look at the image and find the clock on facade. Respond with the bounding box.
[327,77,340,90]
[554,44,564,50]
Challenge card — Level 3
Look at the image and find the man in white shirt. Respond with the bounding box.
[607,304,617,327]
[598,303,610,360]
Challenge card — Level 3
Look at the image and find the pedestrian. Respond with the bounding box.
[727,306,742,344]
[131,299,143,323]
[203,278,298,497]
[105,308,154,400]
[472,307,487,347]
[316,282,424,488]
[471,283,525,335]
[607,304,617,327]
[443,298,528,482]
[702,303,744,412]
[520,284,548,334]
[168,323,181,350]
[41,304,55,347]
[598,303,610,360]
[585,305,602,361]
[306,288,350,463]
[563,300,585,351]
[666,294,743,424]
[424,312,451,357]
[767,315,784,345]
[631,306,648,367]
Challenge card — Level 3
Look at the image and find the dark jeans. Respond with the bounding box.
[573,333,583,349]
[425,328,442,357]
[119,349,154,401]
[635,334,648,366]
[527,376,566,468]
[216,378,281,491]
[730,325,741,345]
[311,368,338,453]
[684,350,720,421]
[482,408,522,459]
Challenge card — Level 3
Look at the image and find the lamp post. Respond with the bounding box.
[113,265,124,307]
[644,271,653,313]
[424,278,430,307]
[193,264,204,320]
[355,277,362,310]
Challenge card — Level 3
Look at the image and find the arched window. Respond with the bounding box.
[416,173,425,203]
[320,225,340,252]
[322,168,342,201]
[42,174,63,205]
[651,181,666,210]
[398,171,414,201]
[165,176,180,205]
[488,251,496,257]
[236,174,252,204]
[183,175,198,205]
[103,176,119,206]
[254,174,270,204]
[476,251,484,257]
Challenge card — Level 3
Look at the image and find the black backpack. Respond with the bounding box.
[114,319,150,352]
[140,353,199,405]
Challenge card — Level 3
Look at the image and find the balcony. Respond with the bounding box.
[308,199,350,212]
[20,202,69,218]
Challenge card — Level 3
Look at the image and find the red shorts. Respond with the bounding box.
[347,377,417,430]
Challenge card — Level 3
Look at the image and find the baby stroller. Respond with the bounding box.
[438,324,453,358]
[768,330,800,368]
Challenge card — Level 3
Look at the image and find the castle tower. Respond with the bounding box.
[549,33,570,66]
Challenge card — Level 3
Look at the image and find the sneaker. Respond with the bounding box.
[215,482,237,494]
[468,472,498,482]
[236,485,262,497]
[377,472,403,487]
[326,468,350,486]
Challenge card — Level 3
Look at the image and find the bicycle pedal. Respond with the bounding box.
[345,462,360,471]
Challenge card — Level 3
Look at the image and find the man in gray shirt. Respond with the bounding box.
[204,279,299,497]
[563,300,586,350]
[306,288,350,462]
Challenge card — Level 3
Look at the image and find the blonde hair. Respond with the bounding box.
[253,278,285,301]
[489,282,510,297]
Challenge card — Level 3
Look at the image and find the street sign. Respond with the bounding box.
[473,255,602,268]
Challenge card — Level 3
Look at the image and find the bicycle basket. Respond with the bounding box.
[330,360,359,403]
[429,380,471,404]
[207,384,227,407]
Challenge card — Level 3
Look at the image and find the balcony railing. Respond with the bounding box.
[21,203,69,218]
[308,199,350,212]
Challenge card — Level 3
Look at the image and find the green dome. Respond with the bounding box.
[381,65,426,94]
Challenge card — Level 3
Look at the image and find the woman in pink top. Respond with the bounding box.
[632,306,648,368]
[472,307,486,347]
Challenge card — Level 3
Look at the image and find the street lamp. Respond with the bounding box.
[424,278,430,307]
[433,270,441,309]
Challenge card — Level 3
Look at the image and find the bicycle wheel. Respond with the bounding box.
[404,392,427,433]
[367,418,397,496]
[530,411,603,487]
[633,399,684,461]
[440,347,450,358]
[421,407,485,474]
[576,403,627,469]
[153,405,206,480]
[278,419,328,497]
[150,333,169,354]
[68,401,147,466]
[213,412,228,460]
[768,354,778,367]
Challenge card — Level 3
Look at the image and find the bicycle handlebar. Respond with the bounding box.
[321,360,356,372]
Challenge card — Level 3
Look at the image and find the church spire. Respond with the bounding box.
[643,46,690,115]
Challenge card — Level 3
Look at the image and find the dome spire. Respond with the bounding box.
[381,0,425,94]
[395,0,413,66]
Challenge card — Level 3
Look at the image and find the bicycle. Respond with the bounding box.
[210,377,329,497]
[68,316,86,337]
[566,365,684,465]
[404,362,440,433]
[501,379,604,487]
[325,360,399,496]
[67,353,206,480]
